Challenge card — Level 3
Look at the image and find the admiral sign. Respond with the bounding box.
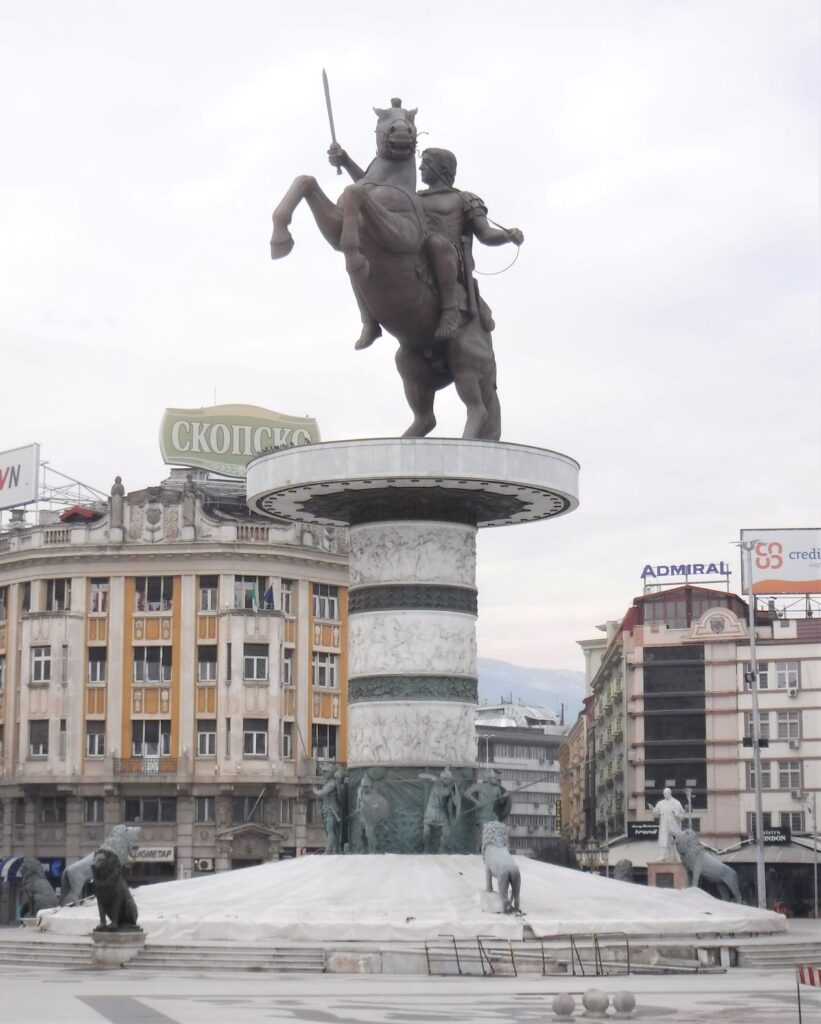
[740,529,821,595]
[640,561,731,581]
[160,405,320,478]
[0,443,40,511]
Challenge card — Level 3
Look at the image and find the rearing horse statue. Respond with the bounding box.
[270,99,507,441]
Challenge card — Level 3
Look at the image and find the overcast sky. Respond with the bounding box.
[1,1,818,672]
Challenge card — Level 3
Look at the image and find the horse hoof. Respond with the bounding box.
[270,231,294,259]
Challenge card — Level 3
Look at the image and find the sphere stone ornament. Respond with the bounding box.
[613,990,637,1017]
[551,991,576,1018]
[581,988,610,1016]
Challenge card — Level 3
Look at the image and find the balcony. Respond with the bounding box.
[113,757,179,776]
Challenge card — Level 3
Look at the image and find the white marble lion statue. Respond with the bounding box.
[481,821,521,914]
[60,824,141,906]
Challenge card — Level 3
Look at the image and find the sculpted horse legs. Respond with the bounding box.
[395,348,441,437]
[271,176,342,259]
[340,183,421,276]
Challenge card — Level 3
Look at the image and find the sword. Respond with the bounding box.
[322,68,343,176]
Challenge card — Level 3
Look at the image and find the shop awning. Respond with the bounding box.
[721,842,820,865]
[1,857,24,881]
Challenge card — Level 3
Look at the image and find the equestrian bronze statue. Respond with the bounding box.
[270,92,523,441]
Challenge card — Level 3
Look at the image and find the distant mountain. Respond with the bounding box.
[477,658,586,723]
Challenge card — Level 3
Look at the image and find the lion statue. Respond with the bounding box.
[91,847,140,931]
[61,824,141,906]
[613,859,635,883]
[481,821,521,914]
[674,829,742,903]
[19,857,59,916]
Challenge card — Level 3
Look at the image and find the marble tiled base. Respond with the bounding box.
[90,928,145,969]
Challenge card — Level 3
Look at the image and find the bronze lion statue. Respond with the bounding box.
[91,847,140,931]
[674,829,742,903]
[481,821,521,914]
[19,857,59,916]
[61,823,141,906]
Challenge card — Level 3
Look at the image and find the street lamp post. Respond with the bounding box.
[741,540,767,910]
[685,778,697,831]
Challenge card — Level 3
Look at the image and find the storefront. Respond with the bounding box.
[127,845,176,887]
[721,839,821,917]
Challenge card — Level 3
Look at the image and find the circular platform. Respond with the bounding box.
[246,438,580,528]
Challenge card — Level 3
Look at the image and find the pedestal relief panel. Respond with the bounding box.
[348,611,477,678]
[347,701,477,767]
[349,521,476,587]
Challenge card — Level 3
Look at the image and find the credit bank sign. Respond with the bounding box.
[160,405,320,478]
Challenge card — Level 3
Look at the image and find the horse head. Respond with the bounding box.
[373,98,417,162]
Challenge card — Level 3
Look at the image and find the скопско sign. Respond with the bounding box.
[160,404,320,478]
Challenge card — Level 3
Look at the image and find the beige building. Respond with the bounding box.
[0,470,349,904]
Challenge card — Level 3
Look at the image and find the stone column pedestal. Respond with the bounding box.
[647,860,688,890]
[91,928,146,968]
[248,438,579,854]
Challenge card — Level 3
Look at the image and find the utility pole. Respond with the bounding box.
[742,540,767,909]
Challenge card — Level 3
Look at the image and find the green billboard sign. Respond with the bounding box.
[159,404,320,478]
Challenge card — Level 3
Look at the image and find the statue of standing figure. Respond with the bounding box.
[109,476,125,529]
[419,767,460,853]
[463,769,511,852]
[354,775,390,854]
[313,767,344,854]
[648,787,685,861]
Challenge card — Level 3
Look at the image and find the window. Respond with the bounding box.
[84,797,104,824]
[14,798,25,825]
[29,720,49,757]
[124,796,177,823]
[0,586,7,621]
[642,596,688,629]
[781,811,804,832]
[195,796,215,823]
[243,643,268,682]
[45,578,71,612]
[234,575,268,610]
[86,721,105,757]
[31,645,51,683]
[281,721,293,759]
[21,581,31,613]
[282,648,294,686]
[775,661,799,689]
[312,651,339,689]
[745,661,800,690]
[133,646,172,684]
[134,576,174,612]
[88,648,107,685]
[0,655,4,691]
[312,583,339,621]
[778,760,802,791]
[279,798,294,824]
[747,811,773,837]
[311,723,338,761]
[40,797,66,824]
[90,578,109,614]
[777,711,801,740]
[746,761,772,790]
[744,711,770,740]
[199,575,218,612]
[197,719,216,757]
[307,798,322,825]
[59,719,66,757]
[131,719,172,757]
[232,795,264,824]
[243,718,268,756]
[0,724,3,758]
[280,579,294,615]
[197,645,217,683]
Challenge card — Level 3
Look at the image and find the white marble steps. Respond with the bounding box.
[130,942,326,972]
[0,935,92,969]
[737,941,821,969]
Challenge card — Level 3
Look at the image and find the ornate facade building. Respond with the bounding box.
[0,470,349,910]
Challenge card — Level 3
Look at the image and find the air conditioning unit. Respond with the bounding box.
[788,738,801,750]
[194,858,214,872]
[788,687,799,698]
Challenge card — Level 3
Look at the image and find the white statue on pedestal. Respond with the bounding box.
[648,787,685,861]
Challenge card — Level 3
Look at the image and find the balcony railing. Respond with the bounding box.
[113,756,178,775]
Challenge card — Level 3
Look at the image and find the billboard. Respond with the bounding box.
[159,405,320,478]
[0,443,39,510]
[740,529,821,594]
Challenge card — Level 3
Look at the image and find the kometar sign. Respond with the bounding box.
[160,405,320,478]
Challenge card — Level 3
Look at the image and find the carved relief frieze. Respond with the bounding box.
[347,701,476,766]
[348,612,476,677]
[350,522,476,586]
